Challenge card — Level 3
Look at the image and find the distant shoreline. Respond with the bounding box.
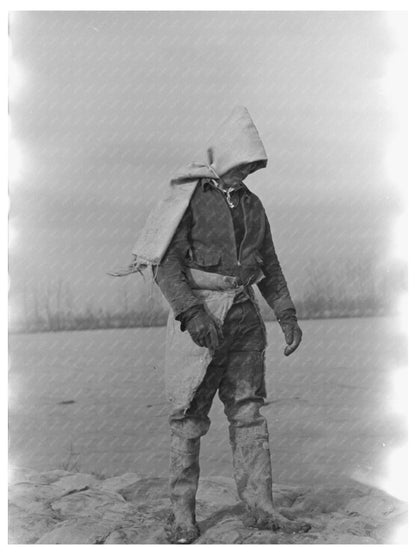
[8,313,393,335]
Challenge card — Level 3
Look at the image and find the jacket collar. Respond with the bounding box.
[200,178,251,196]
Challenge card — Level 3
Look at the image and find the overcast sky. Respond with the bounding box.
[9,11,404,318]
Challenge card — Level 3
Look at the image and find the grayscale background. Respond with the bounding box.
[9,9,407,520]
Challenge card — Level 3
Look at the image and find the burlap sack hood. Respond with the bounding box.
[206,105,267,177]
[131,106,267,267]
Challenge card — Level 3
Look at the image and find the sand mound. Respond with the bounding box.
[9,468,407,544]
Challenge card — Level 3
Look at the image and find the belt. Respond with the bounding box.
[185,268,264,291]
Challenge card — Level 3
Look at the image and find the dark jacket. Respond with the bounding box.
[155,179,296,321]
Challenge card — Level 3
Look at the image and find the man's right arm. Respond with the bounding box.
[155,206,223,350]
[154,205,204,326]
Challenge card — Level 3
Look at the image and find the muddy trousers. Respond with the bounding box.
[168,300,274,523]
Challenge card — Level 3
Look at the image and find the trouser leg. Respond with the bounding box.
[218,349,274,510]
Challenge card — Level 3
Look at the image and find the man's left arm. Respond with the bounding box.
[256,213,302,356]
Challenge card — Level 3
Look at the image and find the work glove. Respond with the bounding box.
[278,309,302,357]
[181,306,224,351]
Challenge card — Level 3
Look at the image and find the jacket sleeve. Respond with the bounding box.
[256,212,297,320]
[154,205,204,320]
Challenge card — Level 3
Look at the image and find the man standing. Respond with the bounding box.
[130,106,309,543]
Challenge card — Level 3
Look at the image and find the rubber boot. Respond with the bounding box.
[165,432,201,544]
[229,424,311,534]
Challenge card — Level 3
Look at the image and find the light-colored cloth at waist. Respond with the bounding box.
[186,266,265,307]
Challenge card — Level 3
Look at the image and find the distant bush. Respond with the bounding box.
[16,308,169,333]
[11,278,170,333]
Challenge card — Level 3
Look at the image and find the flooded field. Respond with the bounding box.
[9,317,407,496]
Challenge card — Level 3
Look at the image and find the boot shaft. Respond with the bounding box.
[229,423,274,510]
[169,433,201,523]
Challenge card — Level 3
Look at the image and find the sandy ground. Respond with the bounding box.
[9,317,407,496]
[9,469,407,543]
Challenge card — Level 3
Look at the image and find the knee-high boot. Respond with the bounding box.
[165,432,201,543]
[229,421,274,510]
[229,422,311,534]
